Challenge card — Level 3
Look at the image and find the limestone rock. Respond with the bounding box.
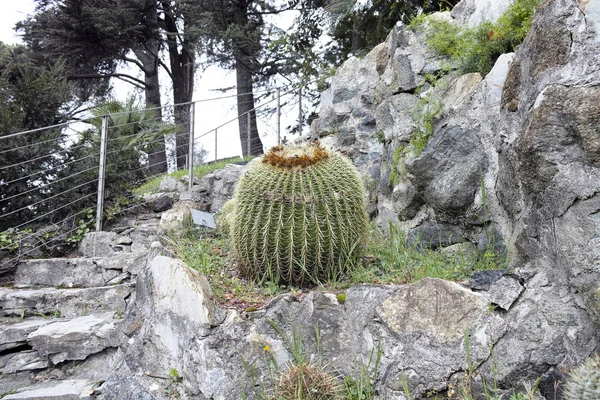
[376,278,489,344]
[79,232,118,258]
[0,319,54,352]
[451,0,515,27]
[158,176,186,193]
[408,125,488,220]
[0,350,49,374]
[407,221,466,249]
[2,379,99,400]
[14,258,122,288]
[0,284,134,318]
[28,313,124,364]
[158,203,192,235]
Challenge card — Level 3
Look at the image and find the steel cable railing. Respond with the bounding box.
[0,82,306,271]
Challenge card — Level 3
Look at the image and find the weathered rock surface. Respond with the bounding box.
[2,379,100,400]
[13,258,122,288]
[0,284,134,318]
[0,319,53,352]
[28,313,124,364]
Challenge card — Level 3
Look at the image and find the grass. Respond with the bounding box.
[133,157,250,196]
[164,221,506,312]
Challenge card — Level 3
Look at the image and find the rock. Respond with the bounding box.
[440,242,477,262]
[94,252,148,276]
[467,271,523,310]
[28,313,125,364]
[2,379,99,400]
[375,94,418,142]
[442,72,482,114]
[0,284,134,318]
[0,319,54,352]
[149,194,174,213]
[148,256,225,331]
[79,232,118,258]
[377,278,490,344]
[158,203,192,235]
[14,258,122,289]
[0,350,49,373]
[407,221,466,249]
[409,125,488,220]
[208,164,247,212]
[158,176,186,193]
[451,0,515,27]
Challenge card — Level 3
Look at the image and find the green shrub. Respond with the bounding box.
[410,0,540,75]
[230,142,369,286]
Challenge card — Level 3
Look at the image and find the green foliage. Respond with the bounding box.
[326,0,461,63]
[65,209,95,245]
[564,354,600,400]
[0,43,72,230]
[230,143,369,286]
[357,223,504,284]
[0,228,32,252]
[410,0,541,75]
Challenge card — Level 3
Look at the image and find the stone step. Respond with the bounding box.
[28,313,124,365]
[14,258,123,289]
[0,350,49,374]
[2,379,100,399]
[0,284,134,318]
[0,318,55,352]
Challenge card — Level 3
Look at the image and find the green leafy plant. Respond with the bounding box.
[66,208,95,245]
[409,0,541,75]
[230,142,369,286]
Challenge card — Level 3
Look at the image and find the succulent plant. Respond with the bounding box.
[230,142,368,286]
[564,354,600,400]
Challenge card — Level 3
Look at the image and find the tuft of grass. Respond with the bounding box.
[409,0,541,76]
[354,223,505,285]
[134,157,250,196]
[273,362,344,400]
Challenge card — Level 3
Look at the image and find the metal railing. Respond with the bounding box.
[0,83,303,268]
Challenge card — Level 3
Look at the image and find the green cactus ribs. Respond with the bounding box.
[231,142,368,287]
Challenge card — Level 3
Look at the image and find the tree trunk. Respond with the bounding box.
[235,57,263,157]
[133,2,167,175]
[232,2,263,157]
[162,0,196,170]
[134,45,167,175]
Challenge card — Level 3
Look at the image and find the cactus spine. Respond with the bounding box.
[564,354,600,400]
[230,142,368,286]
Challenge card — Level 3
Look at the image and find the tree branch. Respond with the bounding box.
[67,73,148,89]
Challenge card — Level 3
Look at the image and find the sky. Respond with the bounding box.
[0,2,299,162]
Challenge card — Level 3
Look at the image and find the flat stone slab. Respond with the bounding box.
[0,350,49,373]
[0,284,134,318]
[0,318,55,352]
[14,258,122,288]
[2,379,98,399]
[28,313,124,364]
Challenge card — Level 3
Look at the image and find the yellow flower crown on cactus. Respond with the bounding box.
[230,141,368,286]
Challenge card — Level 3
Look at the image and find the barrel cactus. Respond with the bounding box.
[230,142,368,286]
[564,354,600,400]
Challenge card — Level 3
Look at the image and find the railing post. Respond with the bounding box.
[246,112,251,157]
[214,128,218,162]
[298,86,303,137]
[276,87,281,145]
[188,102,195,191]
[95,115,109,232]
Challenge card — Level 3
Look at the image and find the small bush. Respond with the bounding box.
[410,0,541,75]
